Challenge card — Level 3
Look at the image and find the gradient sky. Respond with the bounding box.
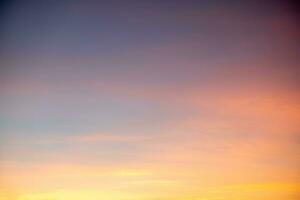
[0,1,300,200]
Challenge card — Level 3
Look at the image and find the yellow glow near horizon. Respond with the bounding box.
[4,183,298,200]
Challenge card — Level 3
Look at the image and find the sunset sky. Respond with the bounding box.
[0,1,300,200]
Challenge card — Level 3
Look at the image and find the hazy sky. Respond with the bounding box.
[0,1,299,200]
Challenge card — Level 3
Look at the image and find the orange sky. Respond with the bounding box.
[0,1,299,200]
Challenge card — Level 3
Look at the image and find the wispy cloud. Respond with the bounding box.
[67,132,150,143]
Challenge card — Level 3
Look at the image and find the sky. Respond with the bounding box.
[0,0,300,200]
